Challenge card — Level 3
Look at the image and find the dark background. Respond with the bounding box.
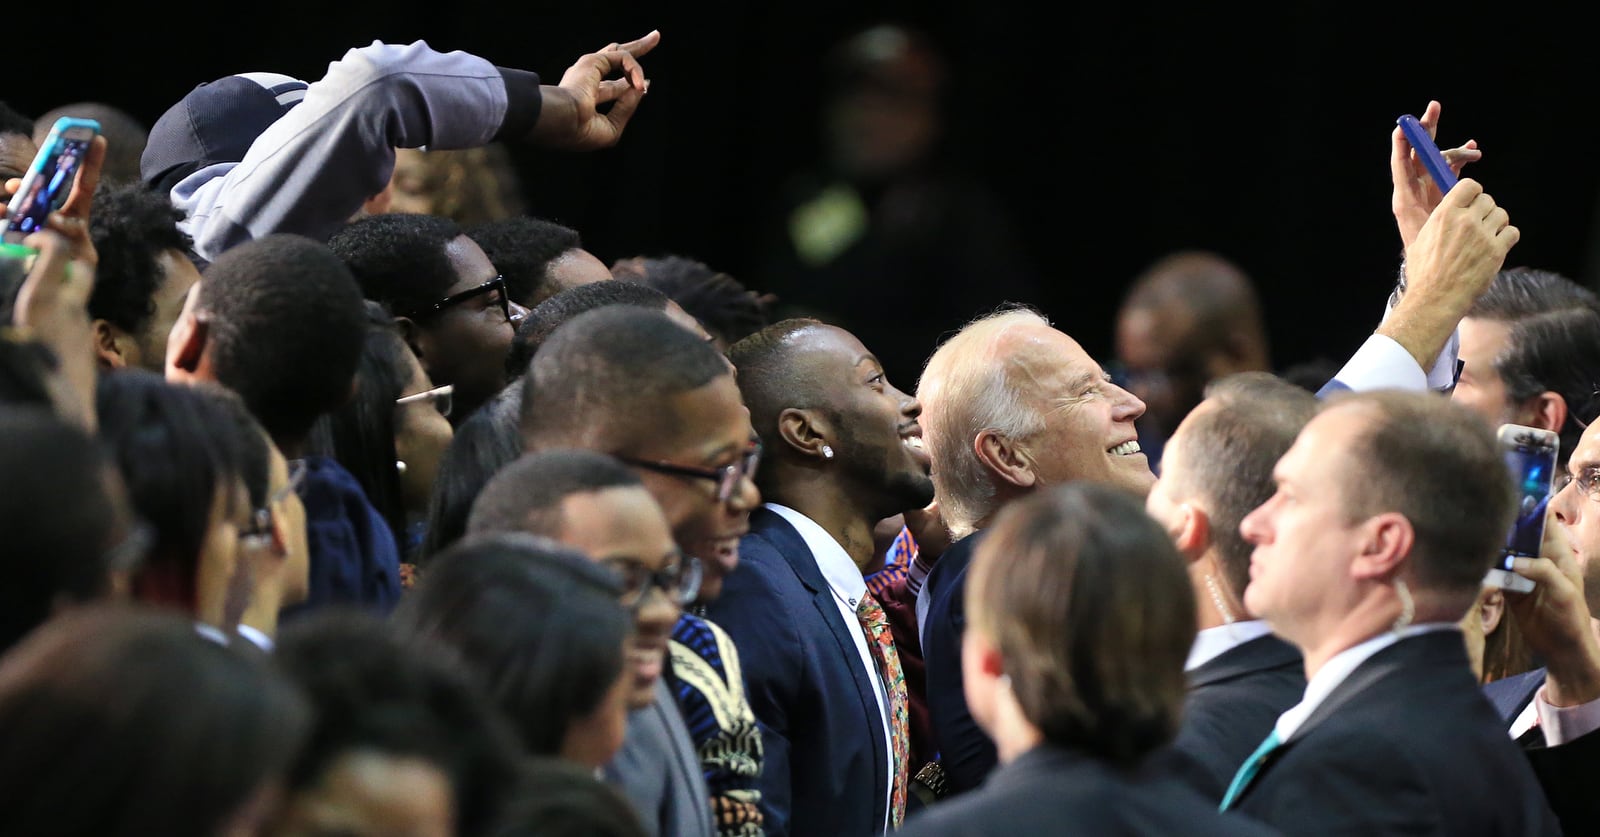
[13,3,1600,373]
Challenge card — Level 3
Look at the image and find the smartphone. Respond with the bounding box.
[1486,424,1559,593]
[3,117,100,244]
[1397,114,1458,194]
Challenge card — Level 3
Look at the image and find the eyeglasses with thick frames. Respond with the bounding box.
[400,276,519,324]
[619,442,762,503]
[397,383,453,418]
[603,553,703,612]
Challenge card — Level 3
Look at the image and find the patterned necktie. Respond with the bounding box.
[1219,729,1282,811]
[857,590,910,827]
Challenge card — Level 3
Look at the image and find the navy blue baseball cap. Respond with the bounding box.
[140,72,309,193]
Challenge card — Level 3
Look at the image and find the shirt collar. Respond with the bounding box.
[1186,619,1274,671]
[766,503,867,606]
[1274,622,1460,742]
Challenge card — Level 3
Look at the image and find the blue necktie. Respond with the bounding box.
[1219,729,1282,810]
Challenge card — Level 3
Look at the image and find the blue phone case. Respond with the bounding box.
[4,117,101,238]
[1397,114,1458,193]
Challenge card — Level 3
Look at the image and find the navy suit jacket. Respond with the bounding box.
[899,744,1278,837]
[1233,631,1559,836]
[1173,634,1306,800]
[920,530,995,796]
[703,508,889,837]
[1483,667,1547,723]
[1481,667,1600,833]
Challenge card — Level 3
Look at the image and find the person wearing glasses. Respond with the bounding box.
[96,370,260,637]
[469,449,761,837]
[1494,405,1600,832]
[331,212,531,426]
[310,302,454,573]
[711,320,935,836]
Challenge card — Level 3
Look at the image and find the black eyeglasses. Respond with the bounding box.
[619,441,762,503]
[603,553,703,611]
[400,276,518,324]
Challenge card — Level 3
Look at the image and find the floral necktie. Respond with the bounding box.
[857,590,909,827]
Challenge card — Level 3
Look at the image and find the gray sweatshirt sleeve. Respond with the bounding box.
[183,40,537,262]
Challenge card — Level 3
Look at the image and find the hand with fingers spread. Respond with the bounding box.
[1391,101,1483,249]
[530,30,660,151]
[1377,177,1519,370]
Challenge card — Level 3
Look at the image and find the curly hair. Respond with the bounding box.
[88,182,193,336]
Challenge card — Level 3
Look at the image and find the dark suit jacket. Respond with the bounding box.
[703,508,889,837]
[1524,723,1600,836]
[1483,667,1547,723]
[899,744,1279,837]
[1173,633,1305,800]
[1233,631,1560,836]
[921,530,995,795]
[1482,666,1600,834]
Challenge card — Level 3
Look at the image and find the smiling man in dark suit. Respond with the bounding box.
[1142,372,1315,799]
[708,319,935,836]
[1224,391,1558,834]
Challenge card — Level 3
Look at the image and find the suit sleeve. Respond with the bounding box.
[923,571,998,794]
[704,548,806,837]
[181,40,537,261]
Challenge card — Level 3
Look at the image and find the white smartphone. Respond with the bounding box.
[1485,423,1559,593]
[3,117,100,244]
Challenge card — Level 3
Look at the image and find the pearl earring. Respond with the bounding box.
[396,460,408,475]
[821,445,834,459]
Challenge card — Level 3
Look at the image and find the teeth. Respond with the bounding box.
[904,436,924,450]
[1109,440,1141,456]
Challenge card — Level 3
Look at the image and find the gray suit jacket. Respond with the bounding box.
[605,678,715,837]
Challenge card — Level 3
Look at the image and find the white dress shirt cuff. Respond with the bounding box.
[1330,334,1430,393]
[1533,686,1600,746]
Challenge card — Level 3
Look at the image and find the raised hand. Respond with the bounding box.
[530,31,661,151]
[1391,101,1483,249]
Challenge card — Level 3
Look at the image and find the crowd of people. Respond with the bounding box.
[1,22,1598,837]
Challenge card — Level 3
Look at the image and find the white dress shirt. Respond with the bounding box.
[767,503,893,834]
[1185,619,1275,672]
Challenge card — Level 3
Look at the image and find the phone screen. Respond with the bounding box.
[1500,430,1558,568]
[5,129,94,236]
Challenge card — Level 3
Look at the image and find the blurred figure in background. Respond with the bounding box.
[1113,251,1271,471]
[374,144,528,227]
[759,22,1039,386]
[34,102,148,186]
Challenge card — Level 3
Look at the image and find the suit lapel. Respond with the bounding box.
[1284,632,1455,745]
[1189,634,1301,689]
[751,508,892,817]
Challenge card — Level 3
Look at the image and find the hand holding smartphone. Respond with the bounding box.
[3,117,100,244]
[1397,114,1458,195]
[1485,423,1559,593]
